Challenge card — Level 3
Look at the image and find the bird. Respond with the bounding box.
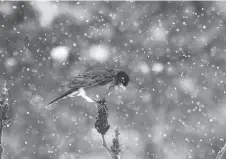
[47,67,129,106]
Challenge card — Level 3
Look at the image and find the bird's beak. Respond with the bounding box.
[119,84,126,91]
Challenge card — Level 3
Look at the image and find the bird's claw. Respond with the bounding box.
[93,98,108,112]
[93,97,106,104]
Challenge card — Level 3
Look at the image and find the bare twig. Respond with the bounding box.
[216,142,226,159]
[101,134,115,158]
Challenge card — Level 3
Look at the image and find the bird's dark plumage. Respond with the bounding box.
[115,70,130,86]
[47,67,129,106]
[47,88,76,106]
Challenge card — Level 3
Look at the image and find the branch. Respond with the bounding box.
[216,142,226,159]
[94,98,121,159]
[0,83,12,158]
[101,134,115,158]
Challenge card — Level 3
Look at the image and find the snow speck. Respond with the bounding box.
[89,44,109,62]
[32,2,58,27]
[180,78,194,92]
[4,57,18,72]
[152,63,164,73]
[216,2,226,17]
[178,77,198,96]
[195,35,208,48]
[50,46,70,63]
[139,62,150,74]
[150,26,168,41]
[0,3,13,15]
[166,65,176,75]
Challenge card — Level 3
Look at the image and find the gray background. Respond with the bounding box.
[0,1,226,159]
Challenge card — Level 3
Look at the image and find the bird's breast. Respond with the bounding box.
[84,82,112,100]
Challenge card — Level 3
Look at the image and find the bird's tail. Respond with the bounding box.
[47,89,76,106]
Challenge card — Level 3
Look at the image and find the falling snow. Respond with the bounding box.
[1,1,226,159]
[89,44,110,62]
[50,46,70,63]
[152,62,164,74]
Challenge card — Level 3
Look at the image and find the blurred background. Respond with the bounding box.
[1,1,226,159]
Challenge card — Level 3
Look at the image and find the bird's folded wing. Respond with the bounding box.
[66,77,92,89]
[86,67,115,78]
[64,67,115,89]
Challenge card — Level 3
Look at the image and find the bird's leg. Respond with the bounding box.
[97,99,108,112]
[99,104,108,112]
[94,98,108,112]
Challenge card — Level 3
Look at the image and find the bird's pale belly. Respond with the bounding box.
[82,83,111,100]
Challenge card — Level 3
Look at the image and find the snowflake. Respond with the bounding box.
[152,63,164,73]
[50,46,70,63]
[89,44,109,62]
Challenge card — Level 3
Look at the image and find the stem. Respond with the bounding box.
[216,142,226,159]
[0,119,3,159]
[94,98,121,159]
[0,84,10,159]
[101,134,115,159]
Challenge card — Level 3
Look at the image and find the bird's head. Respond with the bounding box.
[115,70,129,91]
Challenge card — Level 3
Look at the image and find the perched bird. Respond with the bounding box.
[47,67,129,106]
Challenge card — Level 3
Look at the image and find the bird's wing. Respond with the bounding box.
[66,77,92,89]
[86,67,116,77]
[47,88,76,106]
[64,67,115,89]
[84,67,117,86]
